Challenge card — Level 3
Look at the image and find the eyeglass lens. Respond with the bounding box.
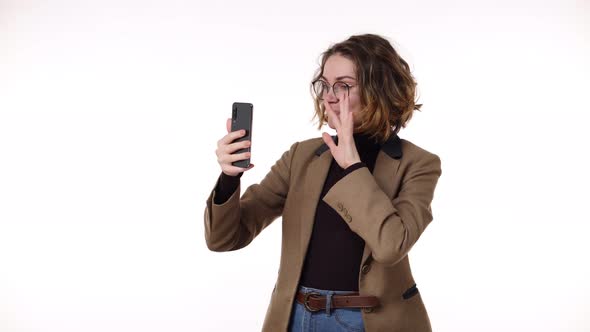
[313,81,349,100]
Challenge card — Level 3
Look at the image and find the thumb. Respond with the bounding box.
[226,118,231,133]
[322,132,336,152]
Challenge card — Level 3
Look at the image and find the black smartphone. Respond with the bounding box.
[231,102,253,168]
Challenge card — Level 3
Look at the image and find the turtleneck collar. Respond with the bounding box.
[353,132,381,152]
[315,132,402,159]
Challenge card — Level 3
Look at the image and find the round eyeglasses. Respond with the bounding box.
[311,80,356,101]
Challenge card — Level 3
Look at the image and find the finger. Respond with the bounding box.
[225,163,254,174]
[343,93,353,130]
[219,129,246,146]
[340,93,354,131]
[340,93,349,123]
[338,93,355,144]
[228,151,251,162]
[222,165,250,175]
[323,99,341,131]
[344,91,351,113]
[344,91,350,114]
[224,140,251,154]
[219,151,251,164]
[226,118,231,133]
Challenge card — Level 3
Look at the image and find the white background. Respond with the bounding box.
[1,0,588,331]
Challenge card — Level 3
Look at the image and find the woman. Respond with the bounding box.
[205,34,442,332]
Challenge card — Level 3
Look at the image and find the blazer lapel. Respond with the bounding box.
[299,144,333,257]
[360,149,401,266]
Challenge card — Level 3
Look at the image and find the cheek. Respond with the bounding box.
[349,93,361,110]
[350,96,362,118]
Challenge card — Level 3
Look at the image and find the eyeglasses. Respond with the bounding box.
[311,80,356,101]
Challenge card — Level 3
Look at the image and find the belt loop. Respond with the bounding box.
[325,291,335,316]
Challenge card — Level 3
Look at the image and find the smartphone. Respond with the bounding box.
[230,102,253,168]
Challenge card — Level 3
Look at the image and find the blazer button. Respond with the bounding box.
[345,215,352,223]
[361,264,371,274]
[363,307,374,313]
[337,202,344,211]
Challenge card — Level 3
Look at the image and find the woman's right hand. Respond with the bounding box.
[216,118,255,177]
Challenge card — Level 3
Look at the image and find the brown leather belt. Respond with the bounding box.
[296,290,380,312]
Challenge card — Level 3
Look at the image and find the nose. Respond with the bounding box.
[324,87,339,103]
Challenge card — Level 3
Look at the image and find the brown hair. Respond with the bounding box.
[310,33,423,144]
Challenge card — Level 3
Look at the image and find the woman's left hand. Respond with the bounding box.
[321,92,361,169]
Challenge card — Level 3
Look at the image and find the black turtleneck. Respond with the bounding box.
[299,132,381,291]
[213,132,382,291]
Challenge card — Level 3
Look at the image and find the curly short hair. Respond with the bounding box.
[311,33,423,144]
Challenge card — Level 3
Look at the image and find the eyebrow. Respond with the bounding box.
[320,75,356,81]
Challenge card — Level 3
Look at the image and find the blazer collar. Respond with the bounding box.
[314,133,403,159]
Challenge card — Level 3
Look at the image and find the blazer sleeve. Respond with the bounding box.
[322,152,442,266]
[204,142,299,252]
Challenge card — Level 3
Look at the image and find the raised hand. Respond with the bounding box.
[321,92,361,169]
[215,118,255,176]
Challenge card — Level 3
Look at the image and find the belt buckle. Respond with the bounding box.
[303,292,321,312]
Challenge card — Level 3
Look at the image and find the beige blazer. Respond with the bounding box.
[204,133,442,331]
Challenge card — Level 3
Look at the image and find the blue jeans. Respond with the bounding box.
[287,285,365,332]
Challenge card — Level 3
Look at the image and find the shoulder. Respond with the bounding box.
[274,137,326,171]
[399,138,442,173]
[400,138,439,160]
[297,136,325,153]
[280,137,325,157]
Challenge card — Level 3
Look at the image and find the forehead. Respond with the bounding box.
[322,54,356,80]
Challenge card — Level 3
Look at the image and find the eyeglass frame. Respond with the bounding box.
[311,79,357,101]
